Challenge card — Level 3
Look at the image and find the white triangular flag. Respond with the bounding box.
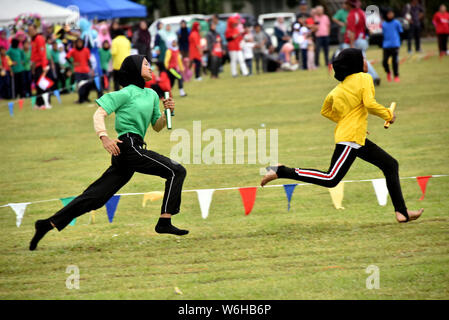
[42,93,50,109]
[196,189,215,219]
[371,179,389,206]
[9,202,31,227]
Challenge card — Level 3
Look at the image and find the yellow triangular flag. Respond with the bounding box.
[174,287,183,295]
[142,191,164,207]
[89,210,96,224]
[328,182,345,210]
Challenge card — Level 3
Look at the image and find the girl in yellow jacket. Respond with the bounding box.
[261,48,423,223]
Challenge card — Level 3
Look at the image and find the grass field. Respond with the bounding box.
[0,41,448,300]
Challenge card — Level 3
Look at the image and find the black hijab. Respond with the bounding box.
[118,55,146,89]
[332,48,364,81]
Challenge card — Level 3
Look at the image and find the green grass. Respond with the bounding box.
[0,41,448,300]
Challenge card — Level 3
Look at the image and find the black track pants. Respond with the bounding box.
[50,133,186,231]
[276,139,407,215]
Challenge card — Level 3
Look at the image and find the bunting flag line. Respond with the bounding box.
[328,182,345,210]
[60,196,76,226]
[1,175,447,226]
[283,184,297,211]
[3,76,98,112]
[8,202,31,227]
[196,189,215,219]
[105,195,120,223]
[239,187,257,215]
[416,176,431,201]
[371,178,389,206]
[142,191,164,207]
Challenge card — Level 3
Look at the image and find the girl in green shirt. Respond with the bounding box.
[30,55,189,250]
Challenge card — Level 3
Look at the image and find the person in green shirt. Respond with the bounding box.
[332,3,349,48]
[7,38,25,98]
[22,40,32,97]
[30,55,188,251]
[99,40,112,91]
[49,40,62,89]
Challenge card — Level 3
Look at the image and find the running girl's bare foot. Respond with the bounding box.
[260,165,283,187]
[395,208,424,223]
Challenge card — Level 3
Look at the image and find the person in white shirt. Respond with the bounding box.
[297,17,310,70]
[241,25,255,75]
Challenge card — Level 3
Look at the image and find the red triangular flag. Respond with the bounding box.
[103,75,109,90]
[416,176,431,200]
[18,99,24,110]
[239,187,257,215]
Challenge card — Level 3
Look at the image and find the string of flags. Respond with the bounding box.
[5,75,103,117]
[2,174,447,227]
[369,50,437,67]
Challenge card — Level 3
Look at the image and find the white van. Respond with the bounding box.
[258,12,296,48]
[149,14,209,48]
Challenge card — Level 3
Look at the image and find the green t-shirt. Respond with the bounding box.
[50,48,60,65]
[46,44,52,60]
[96,84,161,139]
[333,9,349,34]
[99,48,111,71]
[23,49,31,71]
[6,47,25,73]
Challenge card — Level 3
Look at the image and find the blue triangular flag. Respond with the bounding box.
[53,89,61,104]
[105,195,120,223]
[283,184,297,211]
[94,76,101,91]
[8,101,14,117]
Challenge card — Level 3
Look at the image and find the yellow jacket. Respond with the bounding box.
[164,49,184,72]
[320,72,393,146]
[111,35,131,71]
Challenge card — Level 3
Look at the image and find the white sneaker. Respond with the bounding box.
[179,88,187,97]
[45,104,53,109]
[194,77,203,81]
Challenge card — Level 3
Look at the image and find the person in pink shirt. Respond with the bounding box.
[314,5,331,67]
[0,29,9,51]
[433,4,449,57]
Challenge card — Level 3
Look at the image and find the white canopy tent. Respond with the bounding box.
[0,0,74,27]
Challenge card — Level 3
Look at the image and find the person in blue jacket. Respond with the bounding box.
[382,9,403,82]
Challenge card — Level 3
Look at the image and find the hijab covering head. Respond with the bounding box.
[167,35,178,50]
[119,55,146,89]
[384,8,394,22]
[274,17,287,33]
[97,23,112,46]
[332,48,364,81]
[192,21,200,32]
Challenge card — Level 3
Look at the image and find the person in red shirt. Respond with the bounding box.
[225,16,249,77]
[0,46,12,99]
[145,62,172,98]
[66,38,93,103]
[342,0,380,85]
[189,22,202,81]
[165,39,186,97]
[344,0,365,46]
[433,4,449,57]
[27,24,51,108]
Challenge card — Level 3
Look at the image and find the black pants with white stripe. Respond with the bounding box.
[50,133,186,231]
[276,139,408,215]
